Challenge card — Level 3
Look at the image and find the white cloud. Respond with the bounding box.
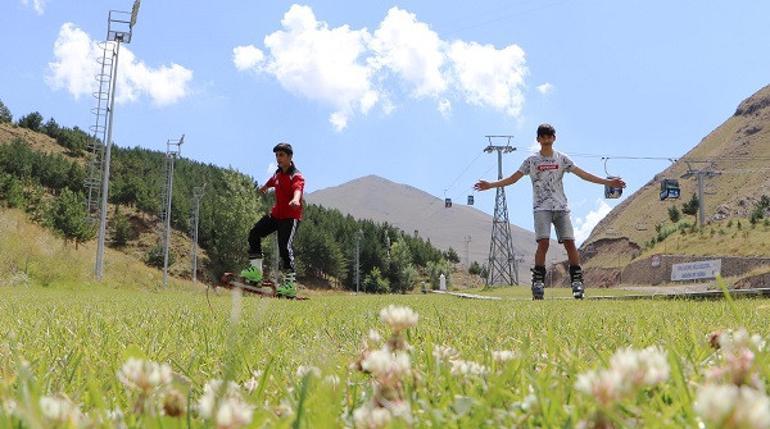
[527,142,541,153]
[438,98,451,118]
[237,4,376,131]
[46,23,193,106]
[447,41,527,117]
[235,5,529,130]
[536,82,554,95]
[21,0,46,15]
[266,162,277,174]
[369,7,447,97]
[573,199,613,245]
[232,45,265,71]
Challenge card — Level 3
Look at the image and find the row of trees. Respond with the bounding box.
[1,102,455,292]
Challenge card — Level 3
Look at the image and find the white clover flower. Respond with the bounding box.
[386,401,412,421]
[379,305,418,333]
[361,350,411,378]
[719,329,766,353]
[39,394,83,425]
[368,329,383,343]
[695,384,770,429]
[432,345,459,362]
[2,399,17,416]
[296,365,321,379]
[275,399,293,417]
[197,379,253,429]
[575,369,626,406]
[520,391,537,412]
[609,346,670,387]
[492,350,517,363]
[214,397,253,429]
[449,359,489,377]
[117,358,172,393]
[353,403,392,429]
[107,407,128,429]
[242,370,262,394]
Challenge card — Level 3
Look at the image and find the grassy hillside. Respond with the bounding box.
[637,217,770,259]
[586,84,770,249]
[0,206,197,290]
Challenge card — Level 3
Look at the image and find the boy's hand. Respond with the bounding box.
[474,180,492,191]
[607,177,626,189]
[289,198,301,208]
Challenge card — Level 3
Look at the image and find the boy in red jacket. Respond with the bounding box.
[241,143,305,298]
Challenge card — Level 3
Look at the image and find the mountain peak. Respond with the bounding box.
[735,84,770,117]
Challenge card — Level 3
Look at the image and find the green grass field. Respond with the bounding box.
[2,284,769,428]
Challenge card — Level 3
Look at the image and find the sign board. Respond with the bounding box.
[671,260,721,281]
[651,254,661,267]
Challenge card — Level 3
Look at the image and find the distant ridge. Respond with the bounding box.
[306,175,566,277]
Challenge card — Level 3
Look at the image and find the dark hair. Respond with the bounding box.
[273,142,293,156]
[537,123,556,137]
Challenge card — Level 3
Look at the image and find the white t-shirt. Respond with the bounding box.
[517,150,575,211]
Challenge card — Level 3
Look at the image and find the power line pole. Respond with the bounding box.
[89,1,141,281]
[355,229,363,293]
[190,184,205,284]
[484,135,518,286]
[682,160,721,226]
[161,135,184,288]
[464,235,472,267]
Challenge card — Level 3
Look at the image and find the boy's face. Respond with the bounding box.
[537,133,556,146]
[275,151,292,170]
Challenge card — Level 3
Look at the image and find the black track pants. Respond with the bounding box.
[247,215,300,272]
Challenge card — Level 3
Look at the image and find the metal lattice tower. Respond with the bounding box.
[189,184,206,284]
[484,136,519,286]
[89,1,141,280]
[160,135,184,288]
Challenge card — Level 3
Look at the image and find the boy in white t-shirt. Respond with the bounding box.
[474,124,626,300]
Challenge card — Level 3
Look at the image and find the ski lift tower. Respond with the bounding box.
[88,0,141,280]
[681,160,721,226]
[483,136,518,286]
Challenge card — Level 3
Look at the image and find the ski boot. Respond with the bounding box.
[276,272,297,299]
[240,255,264,284]
[531,266,546,300]
[570,265,585,300]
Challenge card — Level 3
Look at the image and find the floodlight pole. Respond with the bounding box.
[94,41,121,280]
[93,1,140,280]
[162,135,185,288]
[190,184,206,284]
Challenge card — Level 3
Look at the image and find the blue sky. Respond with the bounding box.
[2,0,769,244]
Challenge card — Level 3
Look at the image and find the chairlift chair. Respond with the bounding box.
[467,195,474,205]
[445,198,453,208]
[603,158,623,199]
[659,179,680,201]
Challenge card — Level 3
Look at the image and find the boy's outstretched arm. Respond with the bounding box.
[571,166,626,188]
[474,171,524,191]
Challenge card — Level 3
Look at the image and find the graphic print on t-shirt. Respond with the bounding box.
[518,151,574,211]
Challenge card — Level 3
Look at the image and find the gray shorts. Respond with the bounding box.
[534,210,575,243]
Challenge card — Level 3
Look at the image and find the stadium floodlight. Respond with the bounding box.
[130,0,141,28]
[91,1,139,281]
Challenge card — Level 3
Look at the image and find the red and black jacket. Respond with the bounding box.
[265,163,305,220]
